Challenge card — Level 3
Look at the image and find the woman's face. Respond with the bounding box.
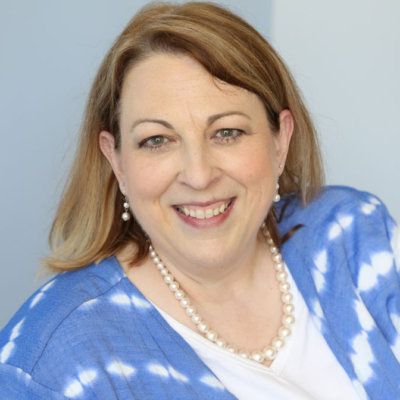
[100,53,293,271]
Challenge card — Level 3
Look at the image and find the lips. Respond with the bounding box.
[174,199,233,220]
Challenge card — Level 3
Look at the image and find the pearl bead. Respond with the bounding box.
[185,306,196,316]
[283,303,295,314]
[279,282,290,292]
[271,336,285,350]
[163,274,173,284]
[273,254,282,262]
[250,351,264,363]
[282,292,293,304]
[274,262,285,271]
[122,212,130,221]
[180,298,190,308]
[263,346,277,360]
[270,246,278,254]
[282,314,295,326]
[278,326,291,338]
[216,338,226,348]
[123,202,129,209]
[169,282,179,292]
[156,262,163,269]
[174,290,185,300]
[198,322,209,333]
[153,256,160,264]
[276,271,288,281]
[160,268,168,276]
[239,350,250,359]
[191,314,201,324]
[226,345,237,353]
[150,250,156,258]
[206,330,218,342]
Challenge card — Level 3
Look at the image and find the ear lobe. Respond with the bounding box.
[99,131,125,192]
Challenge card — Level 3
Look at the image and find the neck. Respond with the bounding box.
[150,235,273,304]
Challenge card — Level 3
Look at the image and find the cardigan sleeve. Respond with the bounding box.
[278,186,400,399]
[0,363,70,400]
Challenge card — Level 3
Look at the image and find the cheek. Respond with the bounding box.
[231,145,276,185]
[122,157,175,202]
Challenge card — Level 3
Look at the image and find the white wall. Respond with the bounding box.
[0,0,150,328]
[271,0,400,221]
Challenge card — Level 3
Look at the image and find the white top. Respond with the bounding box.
[155,269,361,399]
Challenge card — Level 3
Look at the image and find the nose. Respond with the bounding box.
[177,143,220,190]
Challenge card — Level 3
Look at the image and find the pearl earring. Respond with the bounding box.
[274,183,281,203]
[122,197,131,221]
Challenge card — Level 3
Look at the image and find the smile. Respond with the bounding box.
[175,199,233,220]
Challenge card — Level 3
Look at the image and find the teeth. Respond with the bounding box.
[195,209,205,219]
[205,209,214,219]
[176,200,232,219]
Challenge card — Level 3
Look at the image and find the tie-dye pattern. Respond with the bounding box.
[0,186,399,399]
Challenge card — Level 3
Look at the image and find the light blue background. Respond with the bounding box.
[1,0,399,328]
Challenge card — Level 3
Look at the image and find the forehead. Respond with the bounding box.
[119,53,264,122]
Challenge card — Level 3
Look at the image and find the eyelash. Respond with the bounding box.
[139,135,170,150]
[214,128,244,143]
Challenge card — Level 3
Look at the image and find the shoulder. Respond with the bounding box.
[278,185,399,291]
[277,185,396,235]
[312,185,387,216]
[0,257,124,373]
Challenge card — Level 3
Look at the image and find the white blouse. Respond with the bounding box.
[155,269,361,399]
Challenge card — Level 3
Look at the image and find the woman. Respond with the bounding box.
[0,2,399,399]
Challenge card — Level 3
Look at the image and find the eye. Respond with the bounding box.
[214,128,244,143]
[139,135,169,149]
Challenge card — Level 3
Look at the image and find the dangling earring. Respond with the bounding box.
[274,183,281,203]
[122,196,131,221]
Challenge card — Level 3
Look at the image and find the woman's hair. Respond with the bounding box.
[43,1,324,272]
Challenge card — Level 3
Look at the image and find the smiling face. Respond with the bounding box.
[100,53,293,274]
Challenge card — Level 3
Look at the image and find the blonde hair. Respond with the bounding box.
[44,1,324,272]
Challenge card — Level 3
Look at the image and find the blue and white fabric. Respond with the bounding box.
[0,186,399,399]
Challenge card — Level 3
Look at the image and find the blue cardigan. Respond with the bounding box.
[0,186,399,399]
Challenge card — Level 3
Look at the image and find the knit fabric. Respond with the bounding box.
[0,186,399,399]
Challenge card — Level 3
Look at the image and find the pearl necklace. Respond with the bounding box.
[148,229,294,364]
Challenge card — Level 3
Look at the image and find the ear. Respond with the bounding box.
[99,131,126,195]
[274,109,294,174]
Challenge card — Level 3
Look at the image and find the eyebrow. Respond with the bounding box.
[129,111,251,133]
[130,119,173,133]
[207,111,251,125]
